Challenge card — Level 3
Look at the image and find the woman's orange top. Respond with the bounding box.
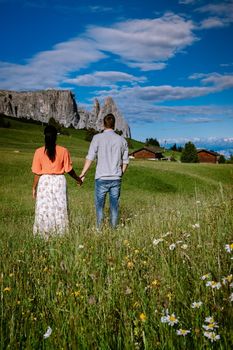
[32,145,73,175]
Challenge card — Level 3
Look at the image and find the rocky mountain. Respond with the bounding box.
[0,89,79,128]
[0,89,131,137]
[96,97,130,136]
[78,97,131,137]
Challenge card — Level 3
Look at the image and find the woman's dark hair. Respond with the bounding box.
[44,125,57,162]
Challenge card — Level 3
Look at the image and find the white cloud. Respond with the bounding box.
[0,39,106,90]
[89,71,233,128]
[179,0,199,4]
[93,90,233,124]
[95,84,215,104]
[86,13,197,69]
[197,2,233,16]
[182,117,221,123]
[189,72,233,90]
[65,71,147,87]
[200,17,226,29]
[0,13,199,90]
[196,1,233,26]
[91,73,233,121]
[220,62,233,67]
[126,62,167,71]
[88,5,115,13]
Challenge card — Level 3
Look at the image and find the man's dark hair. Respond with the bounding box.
[44,125,57,162]
[104,113,115,129]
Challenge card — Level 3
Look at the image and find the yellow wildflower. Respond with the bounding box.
[139,313,147,321]
[3,287,11,292]
[151,279,160,287]
[127,261,134,269]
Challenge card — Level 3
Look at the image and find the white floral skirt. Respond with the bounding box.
[33,174,69,238]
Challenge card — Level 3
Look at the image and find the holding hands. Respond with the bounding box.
[76,176,83,186]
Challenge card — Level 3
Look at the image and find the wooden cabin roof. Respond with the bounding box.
[129,146,164,156]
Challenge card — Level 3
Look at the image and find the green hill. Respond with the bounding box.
[1,118,233,349]
[0,118,232,198]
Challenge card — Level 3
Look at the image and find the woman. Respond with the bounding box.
[32,125,82,238]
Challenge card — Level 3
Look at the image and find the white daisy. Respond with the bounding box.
[169,243,176,251]
[201,273,211,280]
[167,313,179,326]
[225,243,233,253]
[204,331,220,342]
[153,238,164,246]
[43,326,52,339]
[205,316,215,324]
[192,223,200,229]
[206,281,221,289]
[176,329,190,336]
[191,301,203,309]
[203,323,219,330]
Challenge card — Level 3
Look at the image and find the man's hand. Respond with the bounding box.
[79,175,85,184]
[76,176,83,186]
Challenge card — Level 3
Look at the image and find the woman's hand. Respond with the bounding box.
[32,175,40,199]
[76,176,83,186]
[32,187,37,199]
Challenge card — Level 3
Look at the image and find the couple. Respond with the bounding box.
[32,114,129,237]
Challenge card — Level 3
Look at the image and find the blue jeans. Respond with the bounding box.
[95,179,121,229]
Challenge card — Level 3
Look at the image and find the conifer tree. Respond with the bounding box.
[180,141,199,163]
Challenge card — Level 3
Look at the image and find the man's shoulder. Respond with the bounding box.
[91,132,102,142]
[93,131,127,145]
[116,133,128,144]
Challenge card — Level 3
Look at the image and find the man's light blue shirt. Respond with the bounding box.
[86,130,129,180]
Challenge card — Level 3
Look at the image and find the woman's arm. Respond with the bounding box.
[68,169,83,185]
[32,174,40,199]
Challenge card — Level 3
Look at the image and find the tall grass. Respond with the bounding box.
[0,122,233,349]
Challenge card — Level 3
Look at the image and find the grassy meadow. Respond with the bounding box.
[0,119,233,349]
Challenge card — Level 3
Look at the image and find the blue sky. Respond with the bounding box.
[0,0,233,147]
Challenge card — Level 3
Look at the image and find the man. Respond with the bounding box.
[80,113,129,229]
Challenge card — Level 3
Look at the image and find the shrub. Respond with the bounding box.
[0,117,11,128]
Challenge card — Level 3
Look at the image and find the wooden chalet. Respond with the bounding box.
[129,146,164,160]
[197,149,220,164]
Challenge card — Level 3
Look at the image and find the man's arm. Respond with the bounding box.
[79,159,93,180]
[122,163,128,175]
